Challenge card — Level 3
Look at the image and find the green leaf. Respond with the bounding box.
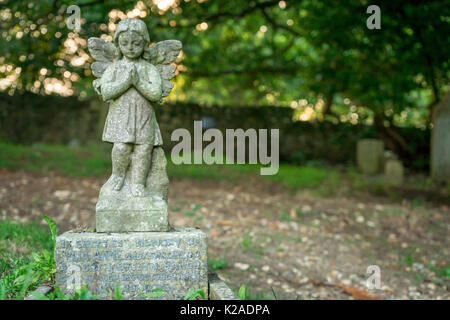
[0,283,7,300]
[32,252,41,261]
[238,285,246,300]
[75,285,97,300]
[30,291,50,300]
[208,258,227,271]
[270,286,278,300]
[113,284,122,300]
[41,215,57,247]
[145,288,165,298]
[184,287,205,300]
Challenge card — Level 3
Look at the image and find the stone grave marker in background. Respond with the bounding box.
[55,19,210,299]
[356,139,384,174]
[431,93,450,183]
[384,159,404,186]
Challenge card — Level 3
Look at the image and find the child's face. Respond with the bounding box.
[118,30,145,60]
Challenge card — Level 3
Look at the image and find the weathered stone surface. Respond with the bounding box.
[356,139,384,174]
[96,147,169,232]
[208,272,238,300]
[384,159,404,186]
[55,228,208,300]
[96,197,168,232]
[88,19,182,232]
[431,93,450,183]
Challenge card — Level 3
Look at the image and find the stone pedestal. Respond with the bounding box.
[55,228,208,300]
[96,195,168,232]
[96,147,170,232]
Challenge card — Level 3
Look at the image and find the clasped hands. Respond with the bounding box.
[122,63,140,88]
[112,62,159,102]
[122,63,153,89]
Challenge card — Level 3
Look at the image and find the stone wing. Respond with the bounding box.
[144,40,182,98]
[87,37,119,78]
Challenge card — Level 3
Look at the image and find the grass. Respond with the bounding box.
[0,220,52,274]
[233,284,277,300]
[1,141,446,202]
[208,257,228,271]
[0,141,343,194]
[0,141,111,177]
[0,219,54,299]
[1,217,182,300]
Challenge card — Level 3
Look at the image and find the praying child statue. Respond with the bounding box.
[88,19,182,232]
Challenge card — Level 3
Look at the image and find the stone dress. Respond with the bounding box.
[99,58,163,146]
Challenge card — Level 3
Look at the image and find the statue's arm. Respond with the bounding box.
[100,65,132,101]
[134,65,163,102]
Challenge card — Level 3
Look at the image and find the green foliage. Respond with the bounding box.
[428,265,450,281]
[14,216,57,293]
[270,287,278,300]
[29,290,50,300]
[40,215,57,248]
[26,284,169,300]
[183,203,204,226]
[0,220,53,276]
[242,232,252,250]
[267,165,337,190]
[0,283,6,300]
[184,287,206,300]
[234,285,274,300]
[184,203,202,217]
[0,218,54,299]
[0,142,110,177]
[15,250,55,285]
[279,213,293,222]
[44,285,72,300]
[72,285,99,300]
[0,143,445,202]
[113,284,122,300]
[145,288,166,299]
[0,0,446,132]
[238,285,246,300]
[208,258,228,271]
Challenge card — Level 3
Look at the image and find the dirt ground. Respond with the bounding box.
[0,168,448,299]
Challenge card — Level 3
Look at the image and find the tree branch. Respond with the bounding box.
[170,0,281,29]
[261,8,301,36]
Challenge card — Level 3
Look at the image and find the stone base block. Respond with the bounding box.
[55,228,208,300]
[96,195,169,232]
[208,272,238,300]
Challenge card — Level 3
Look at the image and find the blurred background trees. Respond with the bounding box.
[0,0,448,169]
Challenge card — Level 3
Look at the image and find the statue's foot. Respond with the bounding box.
[111,174,125,191]
[131,183,146,197]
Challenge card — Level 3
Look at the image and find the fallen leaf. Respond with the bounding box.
[335,283,381,300]
[218,220,239,226]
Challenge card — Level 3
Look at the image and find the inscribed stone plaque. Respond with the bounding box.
[55,228,207,299]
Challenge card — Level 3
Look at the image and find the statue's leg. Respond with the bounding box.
[131,143,153,197]
[146,147,169,200]
[111,142,132,191]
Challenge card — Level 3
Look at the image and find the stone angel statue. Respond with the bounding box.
[88,19,181,232]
